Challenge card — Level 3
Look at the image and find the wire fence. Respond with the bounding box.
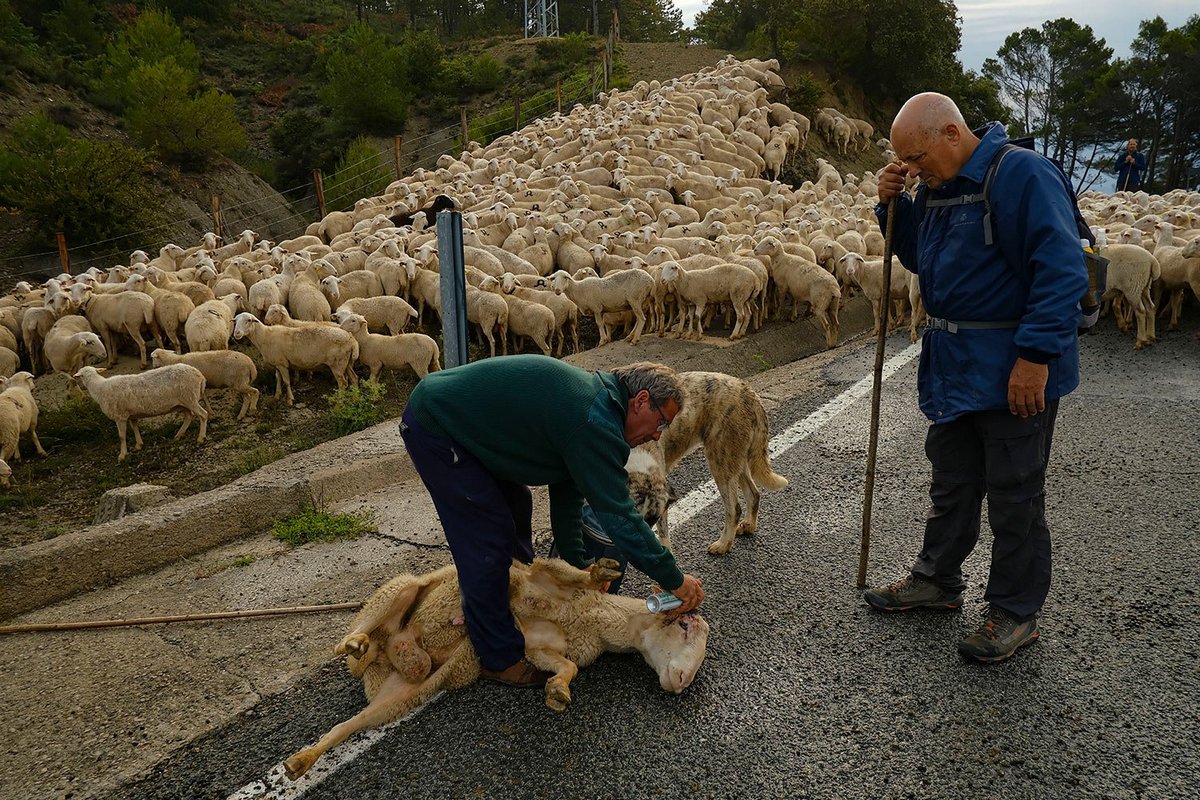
[0,66,604,285]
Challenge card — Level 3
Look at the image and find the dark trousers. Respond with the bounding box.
[912,400,1059,620]
[398,407,534,671]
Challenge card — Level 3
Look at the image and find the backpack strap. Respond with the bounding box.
[921,144,1019,246]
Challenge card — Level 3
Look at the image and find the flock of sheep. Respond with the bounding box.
[1,54,1199,479]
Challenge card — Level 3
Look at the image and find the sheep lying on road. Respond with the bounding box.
[283,557,708,780]
[74,364,208,463]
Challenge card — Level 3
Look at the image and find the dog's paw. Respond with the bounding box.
[706,538,733,555]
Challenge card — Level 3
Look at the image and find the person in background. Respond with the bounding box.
[865,93,1088,664]
[1115,138,1145,192]
[399,356,704,687]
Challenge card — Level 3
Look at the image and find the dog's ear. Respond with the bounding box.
[666,480,679,505]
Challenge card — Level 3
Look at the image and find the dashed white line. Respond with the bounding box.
[227,341,921,798]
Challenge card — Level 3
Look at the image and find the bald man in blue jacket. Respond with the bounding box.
[864,93,1088,664]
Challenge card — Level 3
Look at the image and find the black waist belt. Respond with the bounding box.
[926,317,1020,334]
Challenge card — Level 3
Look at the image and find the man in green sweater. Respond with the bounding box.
[400,356,705,687]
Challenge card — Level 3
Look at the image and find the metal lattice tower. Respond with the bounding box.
[524,0,559,38]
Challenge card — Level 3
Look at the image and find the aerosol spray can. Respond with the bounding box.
[646,591,683,613]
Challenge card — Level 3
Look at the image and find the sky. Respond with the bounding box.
[674,1,1197,71]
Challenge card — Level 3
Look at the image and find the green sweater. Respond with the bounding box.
[407,355,684,590]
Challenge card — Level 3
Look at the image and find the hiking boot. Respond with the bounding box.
[863,575,963,612]
[480,657,552,688]
[957,606,1040,663]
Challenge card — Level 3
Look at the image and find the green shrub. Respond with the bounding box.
[326,379,387,436]
[43,0,110,60]
[236,445,284,475]
[95,7,201,109]
[395,28,445,94]
[124,60,247,166]
[319,23,410,133]
[787,72,829,116]
[534,32,598,75]
[325,136,393,214]
[271,505,376,546]
[440,53,505,99]
[0,113,159,249]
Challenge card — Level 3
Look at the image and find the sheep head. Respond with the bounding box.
[637,610,710,694]
[233,312,258,340]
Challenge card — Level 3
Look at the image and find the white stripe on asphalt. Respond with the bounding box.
[669,342,922,527]
[228,340,921,799]
[226,692,445,800]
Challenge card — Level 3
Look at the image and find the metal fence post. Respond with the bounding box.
[436,210,469,368]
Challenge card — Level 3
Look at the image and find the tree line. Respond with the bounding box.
[692,2,1199,193]
[984,15,1200,192]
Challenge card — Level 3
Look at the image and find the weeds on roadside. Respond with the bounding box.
[272,505,377,546]
[236,445,284,475]
[751,353,773,372]
[326,380,387,436]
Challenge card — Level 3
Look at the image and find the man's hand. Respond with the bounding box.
[1008,358,1049,417]
[665,573,705,613]
[876,161,906,203]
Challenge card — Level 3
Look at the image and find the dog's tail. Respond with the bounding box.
[748,400,788,491]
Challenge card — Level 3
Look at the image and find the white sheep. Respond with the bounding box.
[1099,243,1159,349]
[335,296,417,335]
[184,294,244,352]
[0,455,10,488]
[500,272,580,354]
[125,273,195,354]
[754,237,841,348]
[549,268,654,345]
[43,316,107,375]
[78,289,160,368]
[0,371,47,462]
[150,348,260,421]
[334,312,441,380]
[72,364,207,463]
[0,346,17,379]
[659,261,758,340]
[281,557,708,780]
[477,276,555,355]
[232,312,358,406]
[837,252,912,335]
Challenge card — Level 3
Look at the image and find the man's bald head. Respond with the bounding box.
[889,92,980,189]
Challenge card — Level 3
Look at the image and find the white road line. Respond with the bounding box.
[227,341,921,799]
[226,693,446,800]
[669,342,921,527]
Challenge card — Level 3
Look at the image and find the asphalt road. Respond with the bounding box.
[115,318,1200,800]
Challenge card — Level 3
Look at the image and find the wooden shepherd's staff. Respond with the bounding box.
[857,195,898,588]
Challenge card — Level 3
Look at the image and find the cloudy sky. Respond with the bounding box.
[675,1,1197,71]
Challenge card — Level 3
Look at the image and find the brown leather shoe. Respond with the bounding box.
[479,657,552,688]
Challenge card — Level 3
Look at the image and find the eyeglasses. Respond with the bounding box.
[650,399,671,432]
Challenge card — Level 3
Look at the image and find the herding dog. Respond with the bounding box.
[628,372,787,555]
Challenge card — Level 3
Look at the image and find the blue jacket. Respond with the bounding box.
[1114,148,1145,188]
[875,123,1088,424]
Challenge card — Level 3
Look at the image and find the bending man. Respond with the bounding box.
[400,355,704,686]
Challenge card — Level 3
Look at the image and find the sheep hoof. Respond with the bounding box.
[283,751,316,781]
[336,633,371,659]
[544,679,571,712]
[590,558,623,586]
